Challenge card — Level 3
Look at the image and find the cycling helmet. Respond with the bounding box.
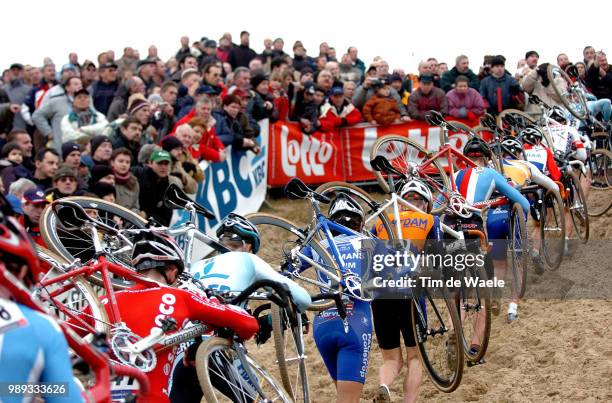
[399,179,433,212]
[328,193,364,231]
[501,136,523,156]
[0,193,41,287]
[131,232,185,275]
[547,105,568,125]
[216,213,261,254]
[519,126,543,145]
[463,137,492,159]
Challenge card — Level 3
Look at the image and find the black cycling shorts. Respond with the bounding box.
[371,298,416,349]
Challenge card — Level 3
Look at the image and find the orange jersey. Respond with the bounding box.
[373,211,440,250]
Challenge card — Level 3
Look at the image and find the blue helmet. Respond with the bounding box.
[216,213,261,253]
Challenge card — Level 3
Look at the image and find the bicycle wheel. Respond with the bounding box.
[442,121,479,171]
[454,263,491,363]
[587,149,612,217]
[539,190,566,270]
[271,304,309,402]
[370,135,450,214]
[41,196,147,289]
[411,283,464,393]
[547,64,588,120]
[196,337,291,403]
[314,181,395,240]
[34,247,109,337]
[496,109,536,132]
[246,213,341,311]
[509,203,528,298]
[565,171,589,243]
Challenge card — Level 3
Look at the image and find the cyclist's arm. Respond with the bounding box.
[569,128,587,161]
[524,160,559,193]
[492,170,530,213]
[184,290,259,340]
[544,147,562,181]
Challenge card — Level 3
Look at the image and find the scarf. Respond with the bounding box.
[68,108,98,127]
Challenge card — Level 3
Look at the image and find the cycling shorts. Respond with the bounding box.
[486,206,510,261]
[371,298,416,349]
[313,306,372,384]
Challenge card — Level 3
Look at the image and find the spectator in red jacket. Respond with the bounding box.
[407,74,448,120]
[187,103,226,163]
[446,75,486,120]
[318,86,362,132]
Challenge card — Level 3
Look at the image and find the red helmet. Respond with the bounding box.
[0,194,41,286]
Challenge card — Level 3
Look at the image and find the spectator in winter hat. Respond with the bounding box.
[109,116,142,164]
[90,164,115,190]
[247,73,278,122]
[47,165,79,201]
[363,79,402,125]
[20,188,48,246]
[319,86,363,132]
[90,135,113,166]
[93,181,116,203]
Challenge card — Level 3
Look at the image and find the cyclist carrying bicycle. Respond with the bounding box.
[0,194,82,402]
[451,138,529,323]
[371,179,442,403]
[87,232,259,402]
[301,193,373,403]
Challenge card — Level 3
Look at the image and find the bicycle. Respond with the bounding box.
[35,200,301,402]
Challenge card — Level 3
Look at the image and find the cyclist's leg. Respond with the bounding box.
[313,314,341,383]
[397,299,422,403]
[169,359,202,403]
[372,299,404,389]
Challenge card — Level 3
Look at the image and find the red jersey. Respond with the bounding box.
[101,284,258,402]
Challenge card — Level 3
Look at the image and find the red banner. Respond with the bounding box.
[266,119,480,187]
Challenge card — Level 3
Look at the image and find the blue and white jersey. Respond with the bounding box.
[0,298,81,403]
[189,251,312,312]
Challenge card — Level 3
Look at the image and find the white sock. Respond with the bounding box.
[508,302,518,315]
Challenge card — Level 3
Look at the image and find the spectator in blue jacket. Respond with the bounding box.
[90,62,119,116]
[479,56,521,115]
[213,94,260,154]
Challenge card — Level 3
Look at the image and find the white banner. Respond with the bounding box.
[170,120,269,261]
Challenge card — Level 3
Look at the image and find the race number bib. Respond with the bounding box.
[0,299,28,335]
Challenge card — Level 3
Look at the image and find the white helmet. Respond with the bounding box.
[399,179,433,212]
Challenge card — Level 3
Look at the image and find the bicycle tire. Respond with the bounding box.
[196,337,291,403]
[547,64,588,120]
[509,203,528,298]
[455,263,491,363]
[271,304,309,402]
[565,170,589,243]
[411,285,464,393]
[369,135,451,214]
[496,109,536,131]
[41,196,147,290]
[587,149,612,217]
[245,213,341,311]
[314,181,395,241]
[540,190,566,271]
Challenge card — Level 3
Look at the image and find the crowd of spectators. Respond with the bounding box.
[1,32,611,244]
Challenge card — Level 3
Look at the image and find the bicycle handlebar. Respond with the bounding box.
[226,279,292,309]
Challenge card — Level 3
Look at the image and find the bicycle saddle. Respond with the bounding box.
[164,184,215,219]
[370,155,406,178]
[425,110,445,126]
[501,114,518,127]
[52,200,118,234]
[284,178,331,203]
[480,114,498,131]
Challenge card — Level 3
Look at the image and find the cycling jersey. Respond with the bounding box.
[0,297,81,403]
[303,233,372,384]
[454,166,530,213]
[98,285,258,403]
[502,158,558,192]
[454,166,529,261]
[372,211,443,250]
[544,118,587,161]
[189,251,312,312]
[523,143,562,181]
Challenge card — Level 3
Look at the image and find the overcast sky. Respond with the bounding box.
[1,0,609,74]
